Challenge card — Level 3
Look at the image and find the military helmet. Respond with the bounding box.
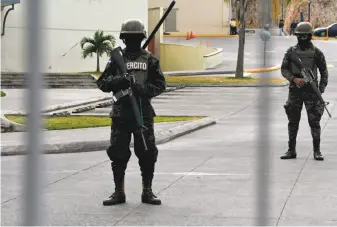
[119,19,147,39]
[295,22,313,35]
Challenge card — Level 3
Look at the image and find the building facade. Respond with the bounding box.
[1,0,148,73]
[148,0,231,34]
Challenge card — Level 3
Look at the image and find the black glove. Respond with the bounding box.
[132,82,147,96]
[114,75,130,90]
[319,85,325,94]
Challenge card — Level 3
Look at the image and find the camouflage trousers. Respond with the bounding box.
[106,117,158,184]
[284,87,325,141]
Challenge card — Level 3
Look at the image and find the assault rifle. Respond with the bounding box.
[110,47,148,151]
[107,0,176,151]
[290,50,332,118]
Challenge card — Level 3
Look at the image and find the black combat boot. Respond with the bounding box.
[103,163,126,206]
[141,181,161,205]
[281,140,297,159]
[103,183,126,206]
[313,139,324,161]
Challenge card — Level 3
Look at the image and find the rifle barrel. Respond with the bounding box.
[142,0,176,49]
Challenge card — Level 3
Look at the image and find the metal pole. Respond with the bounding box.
[263,41,266,67]
[23,0,45,225]
[256,0,272,225]
[281,0,284,20]
[308,0,311,22]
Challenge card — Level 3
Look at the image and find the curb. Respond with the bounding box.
[1,115,27,133]
[164,65,280,76]
[164,34,239,38]
[4,86,187,117]
[41,96,111,113]
[47,86,187,115]
[6,86,186,116]
[0,117,216,156]
[6,96,112,115]
[312,37,337,41]
[163,32,256,38]
[245,65,281,73]
[165,70,236,76]
[166,80,289,87]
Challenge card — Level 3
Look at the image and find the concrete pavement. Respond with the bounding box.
[0,89,110,114]
[1,82,336,225]
[1,37,337,226]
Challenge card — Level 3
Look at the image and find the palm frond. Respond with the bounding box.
[98,41,114,57]
[82,44,96,59]
[80,37,96,49]
[93,30,105,46]
[102,34,116,42]
[103,37,116,48]
[80,30,116,71]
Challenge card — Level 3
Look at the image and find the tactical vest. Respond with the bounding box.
[291,46,318,80]
[110,50,155,119]
[123,51,150,86]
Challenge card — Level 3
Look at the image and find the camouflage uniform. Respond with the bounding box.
[281,42,328,159]
[97,19,166,205]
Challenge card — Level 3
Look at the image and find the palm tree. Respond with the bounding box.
[80,30,116,72]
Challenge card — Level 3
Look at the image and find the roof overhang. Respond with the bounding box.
[1,0,20,36]
[1,0,20,7]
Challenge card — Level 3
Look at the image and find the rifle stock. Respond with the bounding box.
[110,47,128,75]
[142,0,176,49]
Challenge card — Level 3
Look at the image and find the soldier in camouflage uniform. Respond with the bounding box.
[280,22,329,161]
[97,19,166,205]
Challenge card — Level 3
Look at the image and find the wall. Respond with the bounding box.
[160,43,223,71]
[1,0,148,73]
[284,0,337,33]
[245,0,274,28]
[244,0,336,29]
[148,0,230,34]
[148,7,164,58]
[203,48,224,69]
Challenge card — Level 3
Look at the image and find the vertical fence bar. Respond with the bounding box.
[23,0,45,225]
[256,0,273,225]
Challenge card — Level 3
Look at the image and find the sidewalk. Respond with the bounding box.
[0,89,110,114]
[1,119,216,155]
[1,122,180,146]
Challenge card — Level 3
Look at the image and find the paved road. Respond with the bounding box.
[1,38,337,225]
[1,89,110,114]
[164,36,337,71]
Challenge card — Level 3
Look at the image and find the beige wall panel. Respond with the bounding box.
[149,0,230,34]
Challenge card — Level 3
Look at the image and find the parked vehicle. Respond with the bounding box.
[313,23,337,37]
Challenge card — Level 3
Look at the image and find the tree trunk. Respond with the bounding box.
[235,0,246,78]
[96,51,100,72]
[231,0,236,18]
